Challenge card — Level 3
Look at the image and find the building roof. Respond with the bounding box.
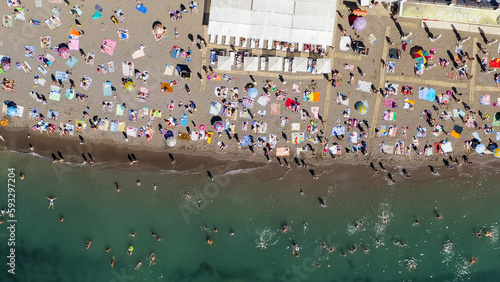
[208,0,337,47]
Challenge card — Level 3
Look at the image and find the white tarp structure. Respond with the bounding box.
[268,57,283,72]
[208,0,337,48]
[292,57,308,73]
[314,58,331,74]
[243,56,258,71]
[217,56,232,71]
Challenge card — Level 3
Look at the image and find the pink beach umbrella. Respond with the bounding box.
[213,121,224,132]
[352,17,368,32]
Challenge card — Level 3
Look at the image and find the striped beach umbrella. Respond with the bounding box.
[213,121,224,132]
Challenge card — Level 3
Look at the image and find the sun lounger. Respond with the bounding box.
[209,34,215,43]
[233,36,239,47]
[260,57,266,71]
[259,36,264,49]
[224,36,230,45]
[267,38,273,50]
[216,35,222,45]
[284,58,289,72]
[251,38,256,49]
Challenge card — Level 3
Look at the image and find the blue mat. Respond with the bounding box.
[66,56,78,68]
[180,114,188,126]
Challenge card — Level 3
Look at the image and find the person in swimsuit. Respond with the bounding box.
[47,197,57,209]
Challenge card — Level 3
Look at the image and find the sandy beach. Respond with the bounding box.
[0,0,500,172]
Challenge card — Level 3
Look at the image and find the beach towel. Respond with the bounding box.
[308,92,319,102]
[21,61,31,73]
[380,143,394,154]
[117,121,126,132]
[180,114,188,126]
[103,81,112,96]
[66,56,78,68]
[441,141,453,153]
[332,126,345,136]
[60,123,74,135]
[447,72,458,80]
[241,135,252,146]
[35,0,42,7]
[388,125,398,137]
[416,127,427,138]
[3,15,13,28]
[34,76,46,87]
[86,53,95,65]
[101,39,117,55]
[337,93,349,106]
[136,4,148,14]
[291,132,305,144]
[384,99,397,108]
[291,123,300,131]
[257,95,270,107]
[191,131,199,141]
[117,29,129,40]
[383,111,396,121]
[98,119,109,131]
[69,39,79,50]
[114,104,124,116]
[40,36,51,48]
[49,85,61,101]
[349,132,359,143]
[276,147,290,157]
[126,127,138,137]
[242,97,255,109]
[110,121,118,132]
[25,46,35,58]
[496,132,500,141]
[108,61,115,73]
[384,83,399,95]
[55,71,69,81]
[80,75,92,90]
[65,88,74,99]
[240,109,251,119]
[472,132,482,142]
[131,45,145,59]
[404,99,414,110]
[210,102,221,115]
[76,119,87,132]
[356,80,372,93]
[379,126,388,136]
[270,103,280,115]
[92,11,102,19]
[385,61,395,74]
[452,109,465,118]
[311,107,319,119]
[418,87,436,102]
[122,61,134,76]
[481,95,491,105]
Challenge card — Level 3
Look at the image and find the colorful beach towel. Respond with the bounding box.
[55,71,69,81]
[126,126,138,137]
[311,107,319,119]
[331,126,345,136]
[180,114,188,126]
[110,121,119,132]
[209,102,221,115]
[101,39,117,55]
[103,81,112,96]
[69,39,79,50]
[65,88,75,99]
[418,87,436,102]
[291,132,305,144]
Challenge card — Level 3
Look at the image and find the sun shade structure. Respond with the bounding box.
[243,56,258,71]
[292,57,308,73]
[314,58,331,74]
[208,0,337,48]
[268,57,283,72]
[217,56,232,71]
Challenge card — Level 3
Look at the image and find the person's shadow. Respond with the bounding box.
[478,27,489,44]
[423,22,434,38]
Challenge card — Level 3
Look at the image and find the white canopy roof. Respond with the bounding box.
[217,56,232,71]
[292,57,308,73]
[244,56,258,71]
[268,57,283,72]
[314,58,331,74]
[208,0,337,47]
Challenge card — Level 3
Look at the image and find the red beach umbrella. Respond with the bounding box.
[59,47,70,58]
[213,121,224,132]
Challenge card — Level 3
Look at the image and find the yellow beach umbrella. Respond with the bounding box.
[494,148,500,158]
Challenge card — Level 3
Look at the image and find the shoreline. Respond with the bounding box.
[0,126,496,182]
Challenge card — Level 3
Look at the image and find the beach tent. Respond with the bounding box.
[243,56,258,71]
[175,64,192,80]
[292,57,308,73]
[315,58,331,74]
[268,57,283,72]
[217,56,232,71]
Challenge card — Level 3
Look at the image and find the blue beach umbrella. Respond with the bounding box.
[7,106,17,117]
[475,144,486,154]
[248,87,258,98]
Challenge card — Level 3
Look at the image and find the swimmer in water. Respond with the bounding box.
[130,232,137,238]
[485,231,493,237]
[341,252,347,257]
[354,220,362,230]
[110,256,115,268]
[106,247,111,252]
[229,230,235,236]
[20,173,25,180]
[476,231,482,238]
[47,197,57,209]
[282,225,289,233]
[59,217,64,222]
[315,262,321,268]
[86,240,92,249]
[214,227,218,233]
[320,242,327,248]
[413,217,420,225]
[135,260,143,270]
[300,189,304,196]
[364,247,370,254]
[435,211,442,219]
[470,257,477,265]
[328,246,335,253]
[29,143,34,151]
[153,183,157,191]
[136,180,141,186]
[150,253,156,264]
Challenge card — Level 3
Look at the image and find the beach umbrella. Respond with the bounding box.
[494,148,500,158]
[58,47,70,59]
[166,136,176,147]
[213,121,224,132]
[355,101,367,115]
[124,80,134,91]
[475,143,486,154]
[1,57,10,71]
[409,46,428,64]
[248,87,258,98]
[6,106,17,117]
[352,17,368,32]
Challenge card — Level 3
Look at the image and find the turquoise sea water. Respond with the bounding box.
[1,151,500,282]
